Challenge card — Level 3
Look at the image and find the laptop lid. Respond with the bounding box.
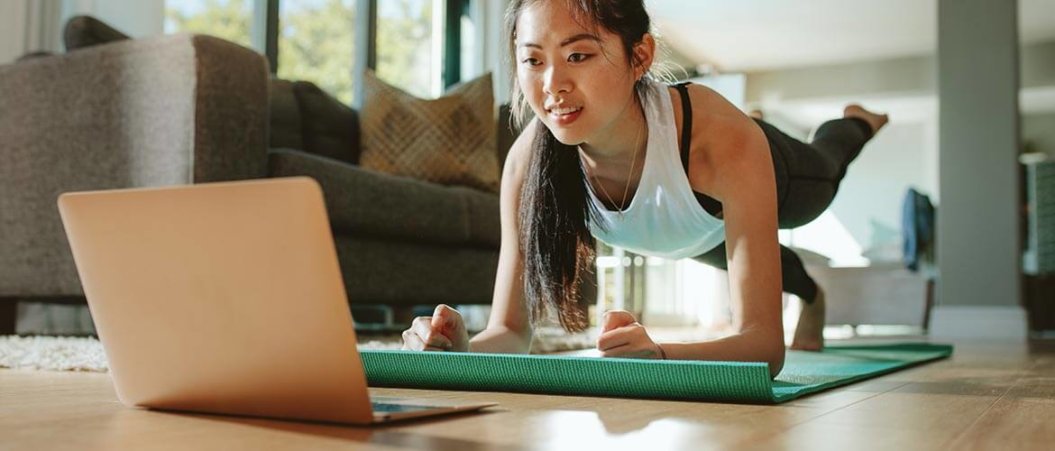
[58,177,375,424]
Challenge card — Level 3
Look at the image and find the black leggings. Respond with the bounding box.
[691,117,873,303]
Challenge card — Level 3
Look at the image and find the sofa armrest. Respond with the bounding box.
[0,33,269,296]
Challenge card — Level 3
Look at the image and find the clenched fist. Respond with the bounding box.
[400,304,470,352]
[596,310,665,359]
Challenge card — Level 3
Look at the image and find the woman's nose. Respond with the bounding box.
[542,65,571,96]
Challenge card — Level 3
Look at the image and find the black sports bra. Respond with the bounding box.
[671,82,724,218]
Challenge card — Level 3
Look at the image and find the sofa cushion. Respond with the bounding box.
[267,149,500,248]
[359,71,499,193]
[334,237,498,306]
[268,79,304,151]
[63,16,130,51]
[293,81,361,164]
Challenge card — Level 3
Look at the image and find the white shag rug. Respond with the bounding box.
[0,335,406,373]
[0,336,109,372]
[0,329,600,373]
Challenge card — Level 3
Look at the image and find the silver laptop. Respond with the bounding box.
[57,177,495,424]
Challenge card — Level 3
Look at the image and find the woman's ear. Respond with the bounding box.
[633,33,657,79]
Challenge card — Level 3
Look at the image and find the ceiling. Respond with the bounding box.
[647,0,1055,73]
[644,0,1055,126]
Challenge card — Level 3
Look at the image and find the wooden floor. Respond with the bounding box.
[1,339,1054,450]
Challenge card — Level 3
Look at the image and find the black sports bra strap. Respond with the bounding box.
[671,82,724,217]
[672,82,693,172]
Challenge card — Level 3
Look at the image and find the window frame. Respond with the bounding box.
[248,0,467,106]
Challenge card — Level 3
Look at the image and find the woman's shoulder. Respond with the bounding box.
[503,118,541,181]
[666,83,752,131]
[667,82,765,152]
[666,82,768,194]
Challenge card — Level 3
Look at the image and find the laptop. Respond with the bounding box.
[57,177,496,425]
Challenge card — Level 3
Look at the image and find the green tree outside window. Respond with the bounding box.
[166,0,443,105]
[376,0,434,99]
[165,0,252,48]
[278,0,357,104]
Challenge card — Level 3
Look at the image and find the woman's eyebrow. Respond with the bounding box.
[520,33,601,49]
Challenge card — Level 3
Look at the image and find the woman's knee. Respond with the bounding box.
[778,183,834,228]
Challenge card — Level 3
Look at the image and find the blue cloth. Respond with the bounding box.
[902,187,935,271]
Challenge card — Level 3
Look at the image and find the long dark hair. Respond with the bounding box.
[506,0,655,332]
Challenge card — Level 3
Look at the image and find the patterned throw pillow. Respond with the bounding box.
[359,71,499,192]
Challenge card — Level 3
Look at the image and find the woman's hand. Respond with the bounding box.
[401,304,470,352]
[596,310,665,359]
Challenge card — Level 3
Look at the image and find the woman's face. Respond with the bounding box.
[515,1,642,146]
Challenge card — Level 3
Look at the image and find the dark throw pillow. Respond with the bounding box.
[63,16,130,52]
[292,81,361,165]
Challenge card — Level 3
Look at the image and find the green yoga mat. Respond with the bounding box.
[360,343,952,403]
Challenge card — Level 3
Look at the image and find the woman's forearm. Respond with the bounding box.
[468,326,532,354]
[659,330,786,377]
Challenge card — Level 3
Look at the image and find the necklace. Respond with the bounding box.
[588,120,645,213]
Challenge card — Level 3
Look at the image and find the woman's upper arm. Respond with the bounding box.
[707,120,786,356]
[485,120,538,337]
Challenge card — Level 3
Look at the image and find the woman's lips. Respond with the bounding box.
[548,106,583,126]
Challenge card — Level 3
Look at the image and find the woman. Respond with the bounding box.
[401,0,887,377]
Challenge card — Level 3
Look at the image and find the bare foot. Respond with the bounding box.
[748,109,765,120]
[843,104,889,136]
[790,287,825,351]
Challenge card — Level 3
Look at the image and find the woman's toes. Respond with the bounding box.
[843,104,889,135]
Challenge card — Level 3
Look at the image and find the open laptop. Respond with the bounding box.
[57,177,495,425]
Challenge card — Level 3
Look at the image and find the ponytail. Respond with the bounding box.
[518,121,600,332]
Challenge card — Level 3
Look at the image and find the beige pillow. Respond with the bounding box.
[359,71,499,192]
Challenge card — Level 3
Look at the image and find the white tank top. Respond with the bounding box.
[584,80,725,259]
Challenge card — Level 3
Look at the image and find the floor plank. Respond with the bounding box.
[2,339,1055,450]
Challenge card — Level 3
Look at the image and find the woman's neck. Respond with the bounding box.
[578,94,649,179]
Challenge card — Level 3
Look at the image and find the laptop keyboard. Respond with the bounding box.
[371,402,445,413]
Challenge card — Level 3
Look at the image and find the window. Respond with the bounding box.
[165,0,253,49]
[375,0,437,99]
[457,2,477,83]
[166,0,476,105]
[277,0,357,104]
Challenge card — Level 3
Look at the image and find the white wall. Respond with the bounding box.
[789,108,937,265]
[1024,112,1055,158]
[833,117,937,251]
[0,1,30,64]
[742,38,1055,262]
[1,0,165,65]
[0,0,63,63]
[745,56,941,259]
[742,91,940,261]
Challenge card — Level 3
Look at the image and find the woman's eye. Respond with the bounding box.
[568,53,591,63]
[521,57,541,66]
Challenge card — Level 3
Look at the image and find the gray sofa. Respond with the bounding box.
[0,29,510,333]
[266,79,507,315]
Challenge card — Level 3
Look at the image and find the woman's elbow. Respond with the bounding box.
[744,328,786,378]
[757,334,786,378]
